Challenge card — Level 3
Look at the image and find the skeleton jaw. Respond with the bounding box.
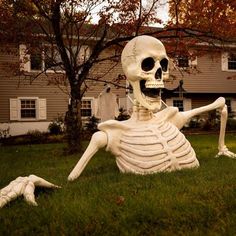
[131,80,162,111]
[140,71,165,89]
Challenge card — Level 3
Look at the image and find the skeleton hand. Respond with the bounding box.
[0,175,61,208]
[216,146,236,159]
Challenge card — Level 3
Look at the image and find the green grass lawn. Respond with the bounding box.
[0,134,236,235]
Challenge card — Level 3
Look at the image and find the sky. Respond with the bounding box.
[157,0,169,25]
[90,0,169,26]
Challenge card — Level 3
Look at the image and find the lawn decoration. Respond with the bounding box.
[0,175,60,208]
[0,36,235,208]
[68,35,236,181]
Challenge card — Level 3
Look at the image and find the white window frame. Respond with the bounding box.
[81,97,95,119]
[165,98,192,111]
[222,52,236,72]
[20,99,37,119]
[10,97,47,121]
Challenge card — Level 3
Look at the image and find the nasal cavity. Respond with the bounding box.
[155,68,162,80]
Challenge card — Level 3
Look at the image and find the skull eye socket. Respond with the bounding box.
[160,58,168,72]
[141,57,155,71]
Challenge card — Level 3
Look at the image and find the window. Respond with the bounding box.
[30,51,42,70]
[10,97,47,121]
[81,100,92,117]
[19,44,62,72]
[228,53,236,70]
[177,56,189,68]
[165,98,192,111]
[81,99,93,117]
[30,45,62,72]
[222,52,236,71]
[173,100,184,111]
[44,45,62,71]
[20,99,36,118]
[175,53,197,68]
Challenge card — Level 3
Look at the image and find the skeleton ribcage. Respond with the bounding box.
[114,122,199,174]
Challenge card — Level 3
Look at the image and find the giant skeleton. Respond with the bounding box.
[68,35,236,180]
[0,35,235,207]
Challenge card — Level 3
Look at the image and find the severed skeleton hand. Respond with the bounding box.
[0,175,61,208]
[215,145,236,158]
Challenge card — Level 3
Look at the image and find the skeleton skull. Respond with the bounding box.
[121,35,169,111]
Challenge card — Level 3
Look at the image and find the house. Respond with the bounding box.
[0,38,236,136]
[163,44,236,116]
[0,42,126,136]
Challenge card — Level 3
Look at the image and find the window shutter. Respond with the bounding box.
[221,52,228,71]
[19,44,30,72]
[38,99,47,120]
[10,99,19,120]
[231,99,236,113]
[165,98,173,106]
[94,98,98,116]
[90,98,95,116]
[78,46,90,62]
[190,57,197,66]
[184,99,192,111]
[189,51,197,67]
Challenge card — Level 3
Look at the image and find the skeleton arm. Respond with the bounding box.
[215,104,236,158]
[165,97,236,158]
[68,131,108,181]
[167,97,225,129]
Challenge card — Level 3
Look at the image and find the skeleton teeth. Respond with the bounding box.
[145,82,164,89]
[146,85,156,88]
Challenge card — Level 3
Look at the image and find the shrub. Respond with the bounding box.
[84,116,99,133]
[48,122,62,135]
[27,130,46,144]
[227,118,236,131]
[48,114,65,135]
[0,127,10,140]
[115,107,130,121]
[187,116,202,129]
[201,111,220,131]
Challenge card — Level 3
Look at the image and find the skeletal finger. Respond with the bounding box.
[0,195,9,208]
[28,175,61,188]
[23,182,38,206]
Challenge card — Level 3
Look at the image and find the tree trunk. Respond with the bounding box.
[65,93,83,154]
